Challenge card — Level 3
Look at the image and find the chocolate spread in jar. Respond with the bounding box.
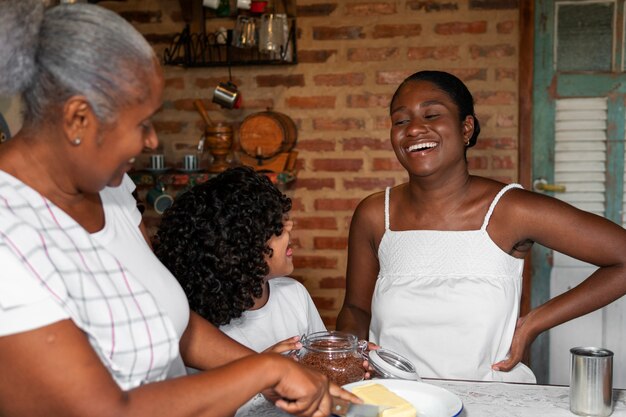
[298,333,365,386]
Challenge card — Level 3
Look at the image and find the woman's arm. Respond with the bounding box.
[491,190,626,371]
[0,319,333,417]
[336,195,384,340]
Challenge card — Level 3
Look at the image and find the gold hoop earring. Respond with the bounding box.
[72,137,82,146]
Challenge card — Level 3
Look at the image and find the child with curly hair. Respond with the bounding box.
[155,166,326,354]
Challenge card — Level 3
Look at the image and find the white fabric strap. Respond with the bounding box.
[384,187,391,231]
[480,183,523,231]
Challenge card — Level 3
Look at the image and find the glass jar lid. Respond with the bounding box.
[368,348,420,381]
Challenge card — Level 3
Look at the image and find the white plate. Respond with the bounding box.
[343,379,463,417]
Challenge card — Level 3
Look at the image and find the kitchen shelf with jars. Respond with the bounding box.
[164,0,297,67]
[129,115,298,215]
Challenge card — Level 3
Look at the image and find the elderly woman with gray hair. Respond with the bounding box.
[0,1,356,416]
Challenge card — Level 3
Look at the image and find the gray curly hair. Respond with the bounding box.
[0,0,157,127]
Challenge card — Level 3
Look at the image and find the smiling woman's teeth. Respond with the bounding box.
[407,142,437,152]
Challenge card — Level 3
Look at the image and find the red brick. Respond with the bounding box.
[470,44,516,59]
[296,3,338,16]
[319,277,346,289]
[496,114,515,128]
[474,137,517,150]
[474,91,516,105]
[297,49,338,63]
[345,2,396,15]
[313,73,366,86]
[497,20,516,34]
[294,256,338,269]
[372,158,404,171]
[241,98,275,109]
[295,217,337,230]
[171,98,211,111]
[297,139,337,152]
[373,24,421,38]
[376,70,414,85]
[154,121,185,134]
[256,74,305,87]
[194,77,241,89]
[170,10,184,23]
[314,198,361,211]
[407,1,459,12]
[313,26,365,40]
[347,47,399,62]
[164,77,184,89]
[144,32,177,45]
[313,159,363,172]
[374,116,392,130]
[347,93,391,108]
[451,68,488,82]
[314,237,349,250]
[286,96,336,109]
[491,155,515,170]
[342,137,392,151]
[467,155,488,170]
[434,21,487,35]
[290,198,305,212]
[295,178,336,190]
[344,177,396,190]
[469,0,519,10]
[312,296,337,309]
[173,141,199,151]
[495,68,516,81]
[407,45,460,61]
[313,118,366,130]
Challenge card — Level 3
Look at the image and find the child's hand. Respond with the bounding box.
[263,335,303,359]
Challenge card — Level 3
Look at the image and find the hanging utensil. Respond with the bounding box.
[193,99,214,128]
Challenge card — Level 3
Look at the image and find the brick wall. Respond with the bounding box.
[103,0,521,327]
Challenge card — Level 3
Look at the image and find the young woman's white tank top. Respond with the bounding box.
[370,183,536,383]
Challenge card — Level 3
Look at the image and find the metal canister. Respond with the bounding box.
[570,346,614,417]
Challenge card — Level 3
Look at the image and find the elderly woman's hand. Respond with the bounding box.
[262,354,362,417]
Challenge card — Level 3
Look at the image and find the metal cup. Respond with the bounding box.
[212,81,241,109]
[150,154,165,170]
[183,154,198,171]
[570,347,614,417]
[146,183,174,215]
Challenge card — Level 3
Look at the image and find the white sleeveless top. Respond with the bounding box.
[370,183,536,383]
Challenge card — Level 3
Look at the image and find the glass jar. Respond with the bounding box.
[367,348,420,381]
[298,331,366,386]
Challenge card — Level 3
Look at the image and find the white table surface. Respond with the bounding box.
[235,378,626,417]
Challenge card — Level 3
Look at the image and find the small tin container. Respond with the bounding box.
[570,346,614,417]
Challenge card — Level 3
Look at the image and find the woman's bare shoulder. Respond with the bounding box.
[350,189,388,235]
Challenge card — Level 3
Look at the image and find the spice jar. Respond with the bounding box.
[298,331,366,386]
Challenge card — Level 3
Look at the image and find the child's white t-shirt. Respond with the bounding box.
[220,277,326,352]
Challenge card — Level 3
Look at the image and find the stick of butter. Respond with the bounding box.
[351,383,417,417]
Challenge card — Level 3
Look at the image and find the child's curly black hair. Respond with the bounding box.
[154,166,292,326]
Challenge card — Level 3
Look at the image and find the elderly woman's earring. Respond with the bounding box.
[72,137,82,146]
[464,139,470,147]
